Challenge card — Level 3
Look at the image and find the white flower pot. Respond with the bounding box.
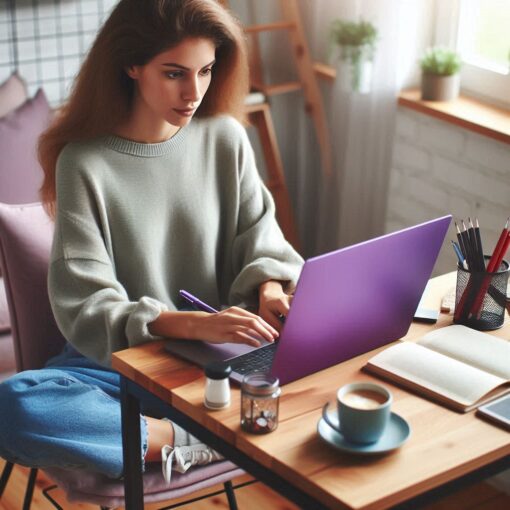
[421,73,460,101]
[336,44,374,94]
[339,59,373,94]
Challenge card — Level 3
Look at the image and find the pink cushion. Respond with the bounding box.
[0,332,15,381]
[0,73,27,118]
[0,277,9,333]
[0,89,51,204]
[0,202,66,371]
[45,460,244,506]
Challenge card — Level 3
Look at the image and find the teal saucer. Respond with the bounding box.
[317,409,411,455]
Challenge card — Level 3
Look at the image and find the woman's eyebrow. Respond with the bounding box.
[162,60,216,70]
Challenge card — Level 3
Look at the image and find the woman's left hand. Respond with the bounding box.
[258,280,292,332]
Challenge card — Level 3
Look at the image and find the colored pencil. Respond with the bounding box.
[455,221,468,266]
[451,240,467,270]
[487,218,509,273]
[461,220,476,271]
[474,218,485,270]
[470,220,510,318]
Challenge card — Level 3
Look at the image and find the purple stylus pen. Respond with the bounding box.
[179,290,218,313]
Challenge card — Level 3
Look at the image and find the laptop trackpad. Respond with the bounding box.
[164,339,258,367]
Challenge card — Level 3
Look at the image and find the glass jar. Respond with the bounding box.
[240,373,281,434]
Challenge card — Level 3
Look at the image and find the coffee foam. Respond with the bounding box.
[341,389,387,410]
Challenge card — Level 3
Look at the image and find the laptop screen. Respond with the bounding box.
[270,216,451,384]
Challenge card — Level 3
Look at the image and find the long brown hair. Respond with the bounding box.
[39,0,249,217]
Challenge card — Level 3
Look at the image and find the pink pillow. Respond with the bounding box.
[0,73,28,118]
[0,89,51,205]
[0,278,9,333]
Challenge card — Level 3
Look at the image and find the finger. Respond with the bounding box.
[212,311,274,342]
[259,308,283,332]
[233,330,262,348]
[239,324,276,344]
[242,316,278,341]
[272,302,289,321]
[229,308,278,338]
[276,296,291,315]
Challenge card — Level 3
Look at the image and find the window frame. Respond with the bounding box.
[435,0,510,107]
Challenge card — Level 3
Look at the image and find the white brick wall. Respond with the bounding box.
[386,107,510,276]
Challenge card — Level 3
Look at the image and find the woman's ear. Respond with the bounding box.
[125,65,140,80]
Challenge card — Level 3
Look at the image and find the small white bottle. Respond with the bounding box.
[204,362,231,410]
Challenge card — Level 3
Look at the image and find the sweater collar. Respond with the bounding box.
[103,124,188,157]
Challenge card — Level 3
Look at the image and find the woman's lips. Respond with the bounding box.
[174,108,195,117]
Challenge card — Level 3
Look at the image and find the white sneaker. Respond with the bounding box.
[161,443,224,483]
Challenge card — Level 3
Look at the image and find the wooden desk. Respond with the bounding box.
[112,273,510,509]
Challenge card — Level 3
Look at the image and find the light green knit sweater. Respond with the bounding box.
[48,115,304,366]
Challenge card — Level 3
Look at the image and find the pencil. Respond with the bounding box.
[487,218,509,273]
[461,220,475,271]
[467,218,481,271]
[470,219,509,319]
[451,240,467,270]
[493,231,510,271]
[473,231,510,319]
[474,218,485,270]
[455,221,468,265]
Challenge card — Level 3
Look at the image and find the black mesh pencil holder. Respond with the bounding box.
[454,256,509,331]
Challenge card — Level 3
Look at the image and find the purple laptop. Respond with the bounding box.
[165,216,451,384]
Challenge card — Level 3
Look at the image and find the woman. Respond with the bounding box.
[0,0,303,483]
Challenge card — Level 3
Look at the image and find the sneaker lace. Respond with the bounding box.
[161,445,218,483]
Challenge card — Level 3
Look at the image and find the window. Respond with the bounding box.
[458,0,509,73]
[436,0,510,106]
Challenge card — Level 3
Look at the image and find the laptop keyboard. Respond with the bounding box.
[228,343,277,375]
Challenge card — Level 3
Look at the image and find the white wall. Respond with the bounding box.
[386,106,510,276]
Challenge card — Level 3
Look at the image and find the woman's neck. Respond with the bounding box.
[115,106,180,144]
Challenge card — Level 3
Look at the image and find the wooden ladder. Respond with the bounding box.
[245,96,300,250]
[244,0,331,175]
[220,0,331,251]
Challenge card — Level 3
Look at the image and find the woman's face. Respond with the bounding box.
[127,37,216,130]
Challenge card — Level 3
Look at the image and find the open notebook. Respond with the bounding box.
[364,325,510,412]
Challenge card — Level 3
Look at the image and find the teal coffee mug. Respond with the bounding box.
[322,382,392,444]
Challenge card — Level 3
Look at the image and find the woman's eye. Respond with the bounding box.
[166,71,183,79]
[200,68,213,76]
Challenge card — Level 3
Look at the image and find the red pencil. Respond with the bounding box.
[468,218,510,318]
[470,226,510,319]
[487,218,509,273]
[494,231,510,270]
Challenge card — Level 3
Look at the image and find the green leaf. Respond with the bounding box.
[420,46,462,76]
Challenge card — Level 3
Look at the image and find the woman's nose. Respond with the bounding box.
[182,76,201,103]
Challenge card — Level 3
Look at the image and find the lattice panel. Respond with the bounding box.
[0,0,118,106]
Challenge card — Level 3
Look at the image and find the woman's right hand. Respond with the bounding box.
[190,307,279,347]
[149,308,279,347]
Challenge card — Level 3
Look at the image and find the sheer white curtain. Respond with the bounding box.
[236,0,422,256]
[307,0,404,252]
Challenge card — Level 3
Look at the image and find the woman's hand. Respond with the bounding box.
[149,308,278,348]
[190,307,278,347]
[258,280,292,331]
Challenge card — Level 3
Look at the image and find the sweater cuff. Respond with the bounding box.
[229,259,302,307]
[125,296,169,344]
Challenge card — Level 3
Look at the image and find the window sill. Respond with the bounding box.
[313,63,510,145]
[398,89,510,145]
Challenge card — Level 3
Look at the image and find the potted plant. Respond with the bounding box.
[330,19,378,94]
[420,46,462,101]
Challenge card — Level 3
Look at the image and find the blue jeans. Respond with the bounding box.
[0,343,173,479]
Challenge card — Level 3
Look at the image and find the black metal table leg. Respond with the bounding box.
[121,378,329,510]
[120,376,144,509]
